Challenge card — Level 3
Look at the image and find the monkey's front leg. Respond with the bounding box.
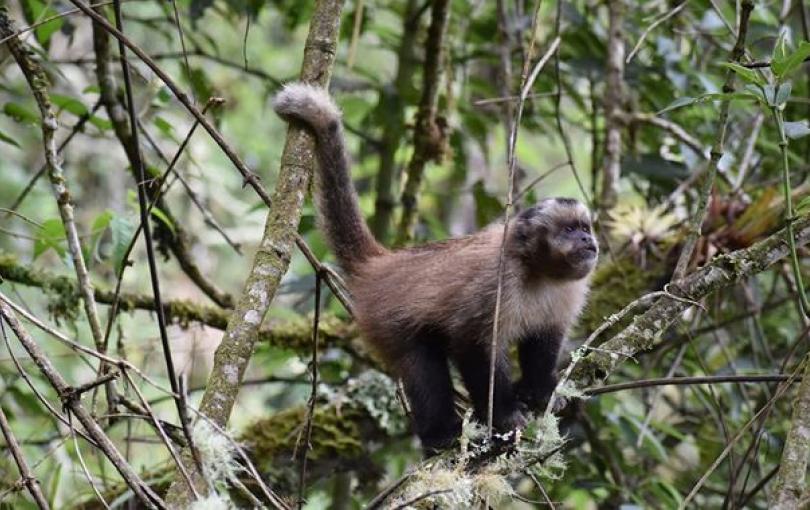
[515,328,564,412]
[453,345,525,432]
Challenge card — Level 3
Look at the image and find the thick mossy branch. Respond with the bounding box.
[242,404,380,495]
[0,252,357,352]
[576,258,665,335]
[573,214,810,387]
[165,1,346,504]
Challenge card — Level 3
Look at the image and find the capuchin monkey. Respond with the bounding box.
[274,83,598,452]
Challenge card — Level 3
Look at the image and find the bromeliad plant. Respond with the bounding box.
[661,37,810,316]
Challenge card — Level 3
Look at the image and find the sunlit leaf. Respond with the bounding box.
[720,62,765,87]
[3,102,39,124]
[34,218,65,259]
[772,40,810,81]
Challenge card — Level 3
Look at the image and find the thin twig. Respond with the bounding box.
[600,0,626,211]
[0,302,165,509]
[297,273,322,509]
[487,6,560,432]
[394,0,452,245]
[585,373,797,395]
[111,0,190,467]
[671,0,754,280]
[0,405,51,510]
[626,1,688,64]
[678,361,803,509]
[0,8,107,355]
[4,101,102,214]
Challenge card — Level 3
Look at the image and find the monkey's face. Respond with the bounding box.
[512,198,598,280]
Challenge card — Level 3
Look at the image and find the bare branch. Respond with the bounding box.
[0,302,165,509]
[0,405,51,510]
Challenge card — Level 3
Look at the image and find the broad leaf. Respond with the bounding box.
[33,218,66,259]
[772,40,810,81]
[785,120,810,140]
[720,62,765,87]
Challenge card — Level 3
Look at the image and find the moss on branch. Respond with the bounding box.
[0,252,358,352]
[573,214,810,387]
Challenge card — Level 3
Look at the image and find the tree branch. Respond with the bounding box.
[0,6,106,355]
[89,3,233,309]
[394,0,451,245]
[0,405,50,510]
[163,1,347,504]
[572,213,810,387]
[671,0,754,280]
[599,0,626,211]
[0,252,359,353]
[0,302,165,509]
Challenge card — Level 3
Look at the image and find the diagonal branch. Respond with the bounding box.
[163,1,347,505]
[671,0,755,280]
[89,3,233,309]
[0,302,165,509]
[572,213,810,388]
[0,405,50,510]
[0,7,106,355]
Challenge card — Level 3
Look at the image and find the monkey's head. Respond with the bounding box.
[510,197,598,280]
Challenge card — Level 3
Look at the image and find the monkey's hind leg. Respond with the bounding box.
[398,339,461,453]
[453,344,525,432]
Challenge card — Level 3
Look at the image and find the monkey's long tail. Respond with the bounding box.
[273,82,385,273]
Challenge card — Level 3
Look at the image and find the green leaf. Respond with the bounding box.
[88,115,113,131]
[109,215,135,273]
[88,210,114,264]
[657,91,761,114]
[0,129,20,148]
[785,120,810,140]
[3,102,39,124]
[47,463,62,509]
[34,219,66,259]
[51,94,111,131]
[720,62,765,86]
[153,116,175,138]
[50,94,89,117]
[658,96,698,114]
[150,206,176,235]
[20,0,63,50]
[772,40,810,81]
[775,82,792,107]
[797,195,810,215]
[183,66,214,102]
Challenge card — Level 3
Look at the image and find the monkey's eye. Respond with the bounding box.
[581,225,590,233]
[564,225,575,233]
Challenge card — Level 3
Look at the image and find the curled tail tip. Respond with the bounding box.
[272,82,341,130]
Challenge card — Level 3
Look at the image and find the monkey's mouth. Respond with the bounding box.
[575,245,598,261]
